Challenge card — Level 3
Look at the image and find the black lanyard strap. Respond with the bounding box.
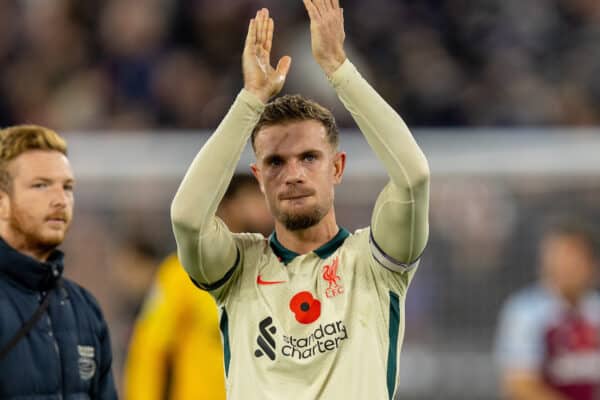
[0,287,54,360]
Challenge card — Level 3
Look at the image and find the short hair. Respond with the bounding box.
[541,218,598,258]
[251,94,339,152]
[0,125,67,192]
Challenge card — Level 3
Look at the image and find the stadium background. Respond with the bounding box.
[2,0,600,398]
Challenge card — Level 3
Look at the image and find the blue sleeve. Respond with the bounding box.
[494,295,544,371]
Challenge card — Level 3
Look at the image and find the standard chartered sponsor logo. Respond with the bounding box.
[548,352,600,383]
[254,317,277,360]
[281,320,349,360]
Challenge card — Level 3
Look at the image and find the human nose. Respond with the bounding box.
[284,159,305,184]
[50,187,70,208]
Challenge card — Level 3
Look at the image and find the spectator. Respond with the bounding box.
[124,174,272,400]
[495,220,600,400]
[0,125,117,398]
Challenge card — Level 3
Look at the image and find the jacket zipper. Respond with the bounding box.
[44,292,63,399]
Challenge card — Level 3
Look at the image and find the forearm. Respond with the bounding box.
[330,60,429,188]
[170,89,264,283]
[331,60,430,263]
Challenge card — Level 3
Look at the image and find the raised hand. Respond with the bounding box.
[242,9,292,103]
[303,0,347,77]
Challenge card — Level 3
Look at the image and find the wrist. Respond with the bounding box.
[243,86,270,104]
[319,53,347,78]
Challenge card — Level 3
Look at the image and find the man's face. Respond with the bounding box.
[540,233,596,299]
[251,120,345,231]
[0,150,75,253]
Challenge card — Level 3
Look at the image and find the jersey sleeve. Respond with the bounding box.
[171,90,265,288]
[200,233,266,304]
[352,228,418,297]
[330,60,430,274]
[495,295,544,372]
[124,255,189,400]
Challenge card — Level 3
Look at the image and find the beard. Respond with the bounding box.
[278,204,328,231]
[8,207,68,253]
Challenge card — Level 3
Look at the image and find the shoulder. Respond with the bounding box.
[62,279,107,324]
[232,232,271,264]
[155,253,193,289]
[499,285,555,322]
[340,228,370,252]
[582,290,600,322]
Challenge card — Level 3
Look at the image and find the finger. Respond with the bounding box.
[303,0,320,19]
[332,0,340,10]
[313,0,328,13]
[244,18,256,51]
[256,9,264,47]
[275,56,292,80]
[261,12,271,50]
[265,18,274,54]
[260,9,270,48]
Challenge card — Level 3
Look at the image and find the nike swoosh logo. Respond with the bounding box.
[257,275,286,285]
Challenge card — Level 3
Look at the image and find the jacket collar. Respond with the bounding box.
[269,228,350,265]
[0,237,64,291]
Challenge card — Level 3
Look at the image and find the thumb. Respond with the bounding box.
[275,56,292,81]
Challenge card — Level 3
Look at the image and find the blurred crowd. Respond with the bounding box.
[2,0,600,131]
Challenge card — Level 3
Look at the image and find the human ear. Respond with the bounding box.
[250,164,266,194]
[332,151,346,184]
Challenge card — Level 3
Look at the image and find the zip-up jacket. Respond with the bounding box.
[0,238,118,399]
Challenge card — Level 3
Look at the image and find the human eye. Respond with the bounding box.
[303,153,317,162]
[64,183,74,192]
[31,181,48,189]
[267,157,283,167]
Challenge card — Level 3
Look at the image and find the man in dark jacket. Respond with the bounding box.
[0,125,118,399]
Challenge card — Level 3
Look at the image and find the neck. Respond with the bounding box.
[543,280,584,308]
[0,232,53,262]
[274,209,339,254]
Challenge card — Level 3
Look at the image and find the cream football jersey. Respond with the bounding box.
[172,59,430,400]
[198,227,418,400]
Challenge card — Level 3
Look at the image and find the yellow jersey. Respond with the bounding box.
[124,254,226,400]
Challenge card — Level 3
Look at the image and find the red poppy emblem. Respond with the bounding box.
[289,291,321,324]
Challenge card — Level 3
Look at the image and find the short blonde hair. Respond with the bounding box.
[0,125,67,192]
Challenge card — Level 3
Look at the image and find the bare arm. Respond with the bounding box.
[502,370,569,400]
[303,0,430,268]
[170,9,290,286]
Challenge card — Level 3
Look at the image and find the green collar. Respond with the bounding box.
[269,228,350,265]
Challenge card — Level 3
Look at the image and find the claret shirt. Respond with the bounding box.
[496,286,600,400]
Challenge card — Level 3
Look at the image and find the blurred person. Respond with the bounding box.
[171,2,430,399]
[0,125,117,398]
[495,221,600,400]
[124,175,272,400]
[151,50,221,128]
[100,0,169,110]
